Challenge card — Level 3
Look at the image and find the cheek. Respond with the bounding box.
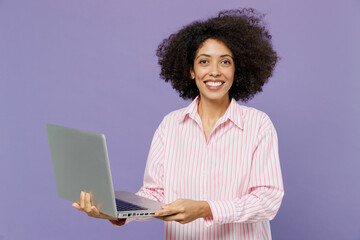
[193,67,207,79]
[194,78,202,88]
[198,70,209,79]
[226,68,235,80]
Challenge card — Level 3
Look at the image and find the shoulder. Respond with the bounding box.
[165,107,188,120]
[155,106,188,134]
[234,102,275,132]
[160,106,188,125]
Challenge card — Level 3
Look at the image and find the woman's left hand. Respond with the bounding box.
[154,199,212,224]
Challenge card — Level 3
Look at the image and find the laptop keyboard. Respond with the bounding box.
[115,198,148,211]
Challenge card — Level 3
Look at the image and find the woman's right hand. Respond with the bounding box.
[72,191,126,226]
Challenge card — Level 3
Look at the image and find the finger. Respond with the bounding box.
[162,201,176,208]
[92,207,118,220]
[85,193,92,212]
[90,206,102,218]
[155,215,175,221]
[157,213,184,222]
[155,206,182,216]
[161,199,183,209]
[155,216,165,221]
[72,202,81,210]
[80,191,85,209]
[90,192,94,206]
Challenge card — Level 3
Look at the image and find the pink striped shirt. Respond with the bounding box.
[137,97,284,240]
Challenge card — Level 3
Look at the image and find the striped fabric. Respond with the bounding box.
[137,97,284,240]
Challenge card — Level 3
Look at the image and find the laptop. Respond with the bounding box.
[46,124,164,219]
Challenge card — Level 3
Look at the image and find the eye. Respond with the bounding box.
[198,59,209,65]
[221,60,232,65]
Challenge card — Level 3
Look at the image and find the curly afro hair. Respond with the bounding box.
[156,8,279,102]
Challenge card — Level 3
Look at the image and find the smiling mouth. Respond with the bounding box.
[204,81,225,87]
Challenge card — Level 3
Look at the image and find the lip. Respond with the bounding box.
[204,80,225,91]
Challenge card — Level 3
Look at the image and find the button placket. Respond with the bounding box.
[202,146,208,200]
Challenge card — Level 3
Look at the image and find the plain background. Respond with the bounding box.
[1,0,359,239]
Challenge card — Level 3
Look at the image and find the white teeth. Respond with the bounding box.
[206,82,223,87]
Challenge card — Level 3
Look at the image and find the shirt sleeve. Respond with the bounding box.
[136,118,166,203]
[204,115,284,226]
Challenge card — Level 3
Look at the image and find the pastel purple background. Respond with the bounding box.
[1,0,359,239]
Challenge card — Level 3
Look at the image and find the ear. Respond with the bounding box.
[190,68,195,80]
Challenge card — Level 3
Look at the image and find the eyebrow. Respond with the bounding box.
[196,54,234,60]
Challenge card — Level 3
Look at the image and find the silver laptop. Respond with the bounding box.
[46,124,164,219]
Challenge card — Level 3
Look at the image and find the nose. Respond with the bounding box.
[209,63,220,77]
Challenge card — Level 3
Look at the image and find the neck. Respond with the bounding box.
[197,95,231,122]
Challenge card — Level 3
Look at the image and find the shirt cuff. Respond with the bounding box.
[204,200,237,227]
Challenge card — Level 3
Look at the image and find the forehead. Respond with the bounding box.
[196,39,233,56]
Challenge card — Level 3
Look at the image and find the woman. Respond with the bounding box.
[73,8,284,239]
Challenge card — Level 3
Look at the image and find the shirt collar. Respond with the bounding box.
[178,96,244,130]
[221,98,244,130]
[178,96,200,123]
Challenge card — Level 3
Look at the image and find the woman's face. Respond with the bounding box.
[190,38,235,103]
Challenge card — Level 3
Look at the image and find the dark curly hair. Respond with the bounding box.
[156,8,279,102]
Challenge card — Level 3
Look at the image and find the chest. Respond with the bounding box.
[202,121,214,142]
[163,121,256,200]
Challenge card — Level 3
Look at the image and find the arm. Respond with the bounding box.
[204,116,284,225]
[155,199,212,224]
[136,119,166,202]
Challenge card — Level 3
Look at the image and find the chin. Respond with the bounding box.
[200,93,230,102]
